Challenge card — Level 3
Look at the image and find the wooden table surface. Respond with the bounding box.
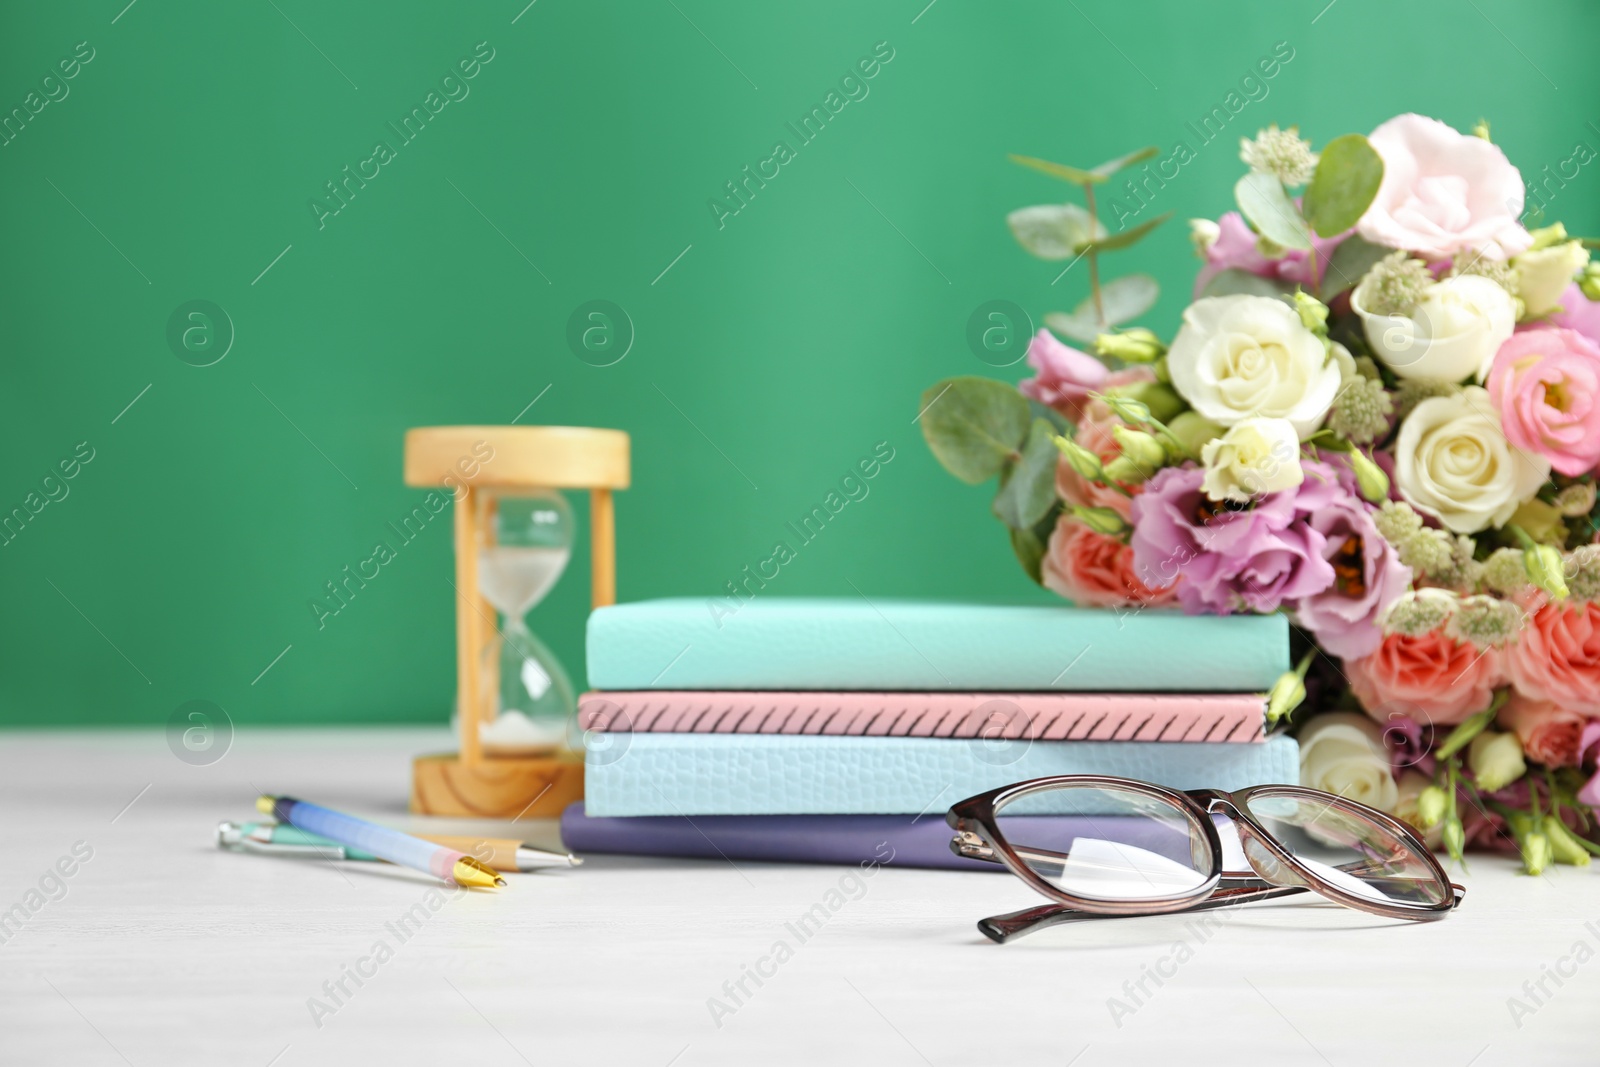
[0,728,1593,1066]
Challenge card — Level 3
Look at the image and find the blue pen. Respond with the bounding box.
[256,795,505,889]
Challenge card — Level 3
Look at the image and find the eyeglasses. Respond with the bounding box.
[946,775,1463,943]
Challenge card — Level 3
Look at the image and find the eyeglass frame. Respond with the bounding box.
[946,774,1464,944]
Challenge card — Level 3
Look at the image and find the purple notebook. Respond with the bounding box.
[558,803,1197,872]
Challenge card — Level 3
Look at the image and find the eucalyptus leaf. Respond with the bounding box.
[1199,268,1294,300]
[1009,153,1104,186]
[992,419,1060,530]
[1027,398,1071,435]
[1235,172,1312,251]
[1098,274,1160,325]
[1080,213,1172,255]
[1302,134,1385,239]
[1009,524,1047,585]
[918,376,1032,484]
[1321,234,1395,297]
[1043,310,1099,344]
[1007,204,1103,260]
[1090,145,1161,178]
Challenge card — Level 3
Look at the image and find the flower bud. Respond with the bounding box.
[1580,261,1600,302]
[1441,816,1466,862]
[1071,505,1128,536]
[1525,542,1570,601]
[1264,669,1306,726]
[1527,222,1569,252]
[1522,831,1552,876]
[1052,435,1104,481]
[1555,482,1597,517]
[1348,449,1390,504]
[1467,730,1526,793]
[1294,291,1330,335]
[1104,380,1185,423]
[1167,411,1225,457]
[1098,394,1152,425]
[1470,119,1491,141]
[1189,218,1220,258]
[1111,425,1167,471]
[1416,785,1448,829]
[1102,455,1154,485]
[1542,816,1593,867]
[1094,328,1167,364]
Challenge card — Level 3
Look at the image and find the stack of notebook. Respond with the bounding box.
[561,598,1295,869]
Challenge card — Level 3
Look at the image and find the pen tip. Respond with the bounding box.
[569,855,584,867]
[494,877,508,887]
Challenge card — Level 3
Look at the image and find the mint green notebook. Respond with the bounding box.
[586,598,1287,692]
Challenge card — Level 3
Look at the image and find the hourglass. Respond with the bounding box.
[402,425,629,818]
[476,490,576,755]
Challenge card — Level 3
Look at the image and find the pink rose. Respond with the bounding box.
[1497,693,1592,767]
[1041,515,1178,609]
[1348,629,1503,727]
[1018,329,1108,422]
[1550,283,1600,349]
[1506,599,1600,714]
[1192,212,1349,300]
[1053,368,1156,521]
[1357,114,1532,260]
[1486,329,1600,475]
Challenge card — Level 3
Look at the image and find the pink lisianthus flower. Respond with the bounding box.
[1018,329,1108,422]
[1485,328,1600,475]
[1357,113,1532,260]
[1550,283,1600,348]
[1192,212,1348,300]
[1040,515,1179,609]
[1295,491,1413,659]
[1127,461,1338,615]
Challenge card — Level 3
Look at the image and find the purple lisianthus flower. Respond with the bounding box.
[1193,212,1350,300]
[1550,282,1600,349]
[1295,486,1413,659]
[1128,463,1338,615]
[1017,329,1108,422]
[1377,715,1435,779]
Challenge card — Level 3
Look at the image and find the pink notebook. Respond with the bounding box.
[577,691,1266,742]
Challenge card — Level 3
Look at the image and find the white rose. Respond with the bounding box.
[1200,417,1304,502]
[1298,711,1399,814]
[1514,241,1590,318]
[1351,274,1515,382]
[1166,295,1341,438]
[1393,386,1549,533]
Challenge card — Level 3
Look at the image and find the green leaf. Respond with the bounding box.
[1099,274,1160,325]
[992,419,1060,530]
[918,376,1032,484]
[1079,213,1173,255]
[1235,172,1311,251]
[1006,204,1103,260]
[1009,524,1047,584]
[1027,398,1071,435]
[1199,268,1294,300]
[1090,145,1161,178]
[1302,134,1385,239]
[1009,153,1104,186]
[1320,234,1395,297]
[1043,275,1160,342]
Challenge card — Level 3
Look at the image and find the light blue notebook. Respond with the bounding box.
[583,733,1300,816]
[586,598,1288,692]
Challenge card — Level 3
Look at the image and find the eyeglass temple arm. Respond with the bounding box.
[977,883,1307,944]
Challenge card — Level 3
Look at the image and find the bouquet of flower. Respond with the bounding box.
[921,114,1600,873]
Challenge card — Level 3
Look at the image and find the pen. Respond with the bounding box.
[256,795,506,889]
[217,821,582,872]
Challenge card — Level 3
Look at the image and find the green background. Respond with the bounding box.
[2,0,1596,726]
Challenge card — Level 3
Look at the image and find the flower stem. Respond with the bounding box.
[1083,184,1106,329]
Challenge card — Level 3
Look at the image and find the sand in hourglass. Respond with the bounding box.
[476,544,574,753]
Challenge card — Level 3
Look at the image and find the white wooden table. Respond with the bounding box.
[0,729,1592,1066]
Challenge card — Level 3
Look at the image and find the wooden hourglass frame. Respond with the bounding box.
[403,425,629,817]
